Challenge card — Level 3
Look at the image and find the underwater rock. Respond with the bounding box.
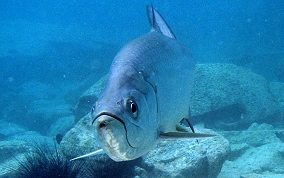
[270,82,284,104]
[59,113,104,161]
[269,82,284,120]
[2,80,76,131]
[219,142,284,177]
[0,139,73,178]
[139,129,230,178]
[25,99,73,134]
[48,115,75,137]
[73,75,108,122]
[0,140,30,163]
[227,143,250,161]
[0,120,53,163]
[10,131,54,147]
[60,117,229,178]
[238,173,284,178]
[67,63,282,177]
[0,120,26,139]
[0,129,53,163]
[19,81,59,100]
[223,123,281,147]
[275,131,284,142]
[218,123,284,177]
[191,63,281,130]
[0,129,54,177]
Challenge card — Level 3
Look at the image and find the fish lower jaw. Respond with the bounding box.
[101,129,129,161]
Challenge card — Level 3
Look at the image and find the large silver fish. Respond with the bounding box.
[71,5,212,162]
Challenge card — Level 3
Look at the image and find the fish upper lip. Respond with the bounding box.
[92,111,135,148]
[92,111,123,124]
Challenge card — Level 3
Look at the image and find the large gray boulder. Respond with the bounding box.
[191,63,281,130]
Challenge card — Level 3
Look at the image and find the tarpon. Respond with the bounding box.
[71,5,213,162]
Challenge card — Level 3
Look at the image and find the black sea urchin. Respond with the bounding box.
[13,142,84,178]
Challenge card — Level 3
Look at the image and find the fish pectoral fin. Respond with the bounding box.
[159,132,215,140]
[70,149,104,161]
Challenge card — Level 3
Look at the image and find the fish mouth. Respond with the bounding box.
[92,112,135,148]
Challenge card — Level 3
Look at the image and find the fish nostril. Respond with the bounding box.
[99,121,107,128]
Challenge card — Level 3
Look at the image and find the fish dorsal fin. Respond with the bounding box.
[146,5,176,39]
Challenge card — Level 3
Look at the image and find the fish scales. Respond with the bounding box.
[111,32,195,133]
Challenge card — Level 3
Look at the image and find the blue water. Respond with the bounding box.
[1,0,284,84]
[0,0,284,177]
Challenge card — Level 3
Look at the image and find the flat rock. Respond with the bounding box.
[219,172,284,178]
[239,173,284,178]
[139,129,230,178]
[219,142,284,177]
[218,123,284,177]
[227,143,250,161]
[222,123,281,147]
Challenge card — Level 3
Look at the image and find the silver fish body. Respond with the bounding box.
[92,6,195,161]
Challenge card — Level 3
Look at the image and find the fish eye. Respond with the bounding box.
[130,102,137,114]
[125,99,138,118]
